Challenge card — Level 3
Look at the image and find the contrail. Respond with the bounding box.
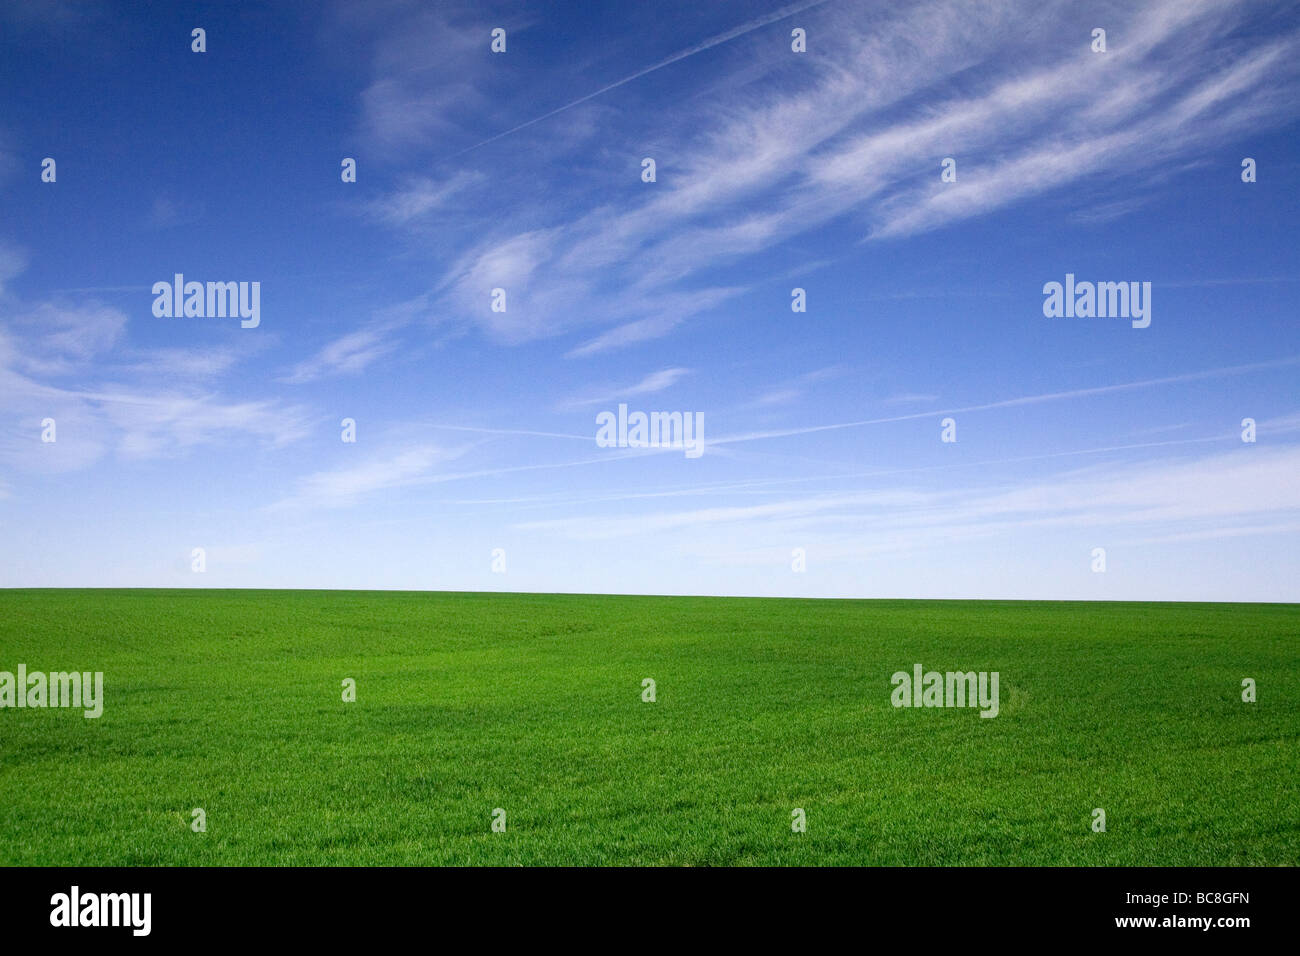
[423,423,594,442]
[446,0,835,160]
[417,356,1298,452]
[710,355,1300,446]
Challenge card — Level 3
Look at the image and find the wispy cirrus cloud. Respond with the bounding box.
[556,366,691,410]
[711,356,1300,446]
[146,192,205,230]
[0,368,314,471]
[446,0,836,160]
[513,445,1300,556]
[881,392,940,406]
[0,241,29,297]
[0,261,313,470]
[742,365,846,409]
[356,0,1298,357]
[115,346,245,381]
[364,171,483,227]
[280,321,403,384]
[8,300,127,375]
[269,444,450,511]
[338,0,538,156]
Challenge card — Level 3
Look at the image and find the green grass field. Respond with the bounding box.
[1,589,1295,866]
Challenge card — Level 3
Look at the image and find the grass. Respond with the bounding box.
[0,589,1296,866]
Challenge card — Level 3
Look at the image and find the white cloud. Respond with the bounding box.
[711,356,1300,446]
[146,192,205,229]
[365,171,482,227]
[346,2,511,153]
[514,445,1300,557]
[281,322,402,384]
[117,346,243,380]
[364,0,1298,353]
[0,291,312,470]
[270,444,448,510]
[557,367,692,410]
[882,393,939,406]
[9,301,128,375]
[0,241,27,296]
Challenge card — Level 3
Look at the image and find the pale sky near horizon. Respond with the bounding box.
[1,0,1298,600]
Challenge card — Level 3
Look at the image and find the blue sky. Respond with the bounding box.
[1,0,1297,599]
